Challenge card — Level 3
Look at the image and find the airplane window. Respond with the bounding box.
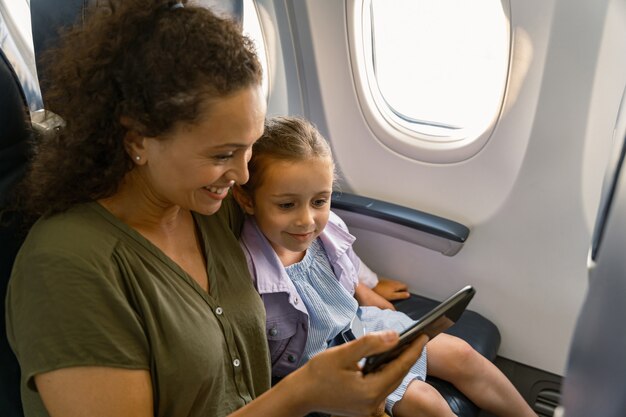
[242,0,269,99]
[349,0,511,162]
[1,0,33,52]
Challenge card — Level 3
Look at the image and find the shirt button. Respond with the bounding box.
[294,297,299,305]
[215,307,223,315]
[269,327,278,336]
[233,358,241,367]
[287,354,297,363]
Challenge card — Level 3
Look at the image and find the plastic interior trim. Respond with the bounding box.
[331,192,469,256]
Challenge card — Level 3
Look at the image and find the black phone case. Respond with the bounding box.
[361,285,475,374]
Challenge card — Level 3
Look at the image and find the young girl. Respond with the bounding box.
[233,116,535,417]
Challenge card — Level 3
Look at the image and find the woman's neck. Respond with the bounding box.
[98,172,185,234]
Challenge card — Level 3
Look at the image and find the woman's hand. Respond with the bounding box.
[229,331,427,417]
[373,278,411,302]
[355,284,395,310]
[287,331,429,416]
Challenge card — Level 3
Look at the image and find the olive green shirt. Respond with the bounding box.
[5,197,271,417]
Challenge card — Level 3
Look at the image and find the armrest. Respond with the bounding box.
[330,192,470,256]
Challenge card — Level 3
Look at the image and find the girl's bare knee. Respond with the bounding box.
[451,338,479,364]
[392,380,454,417]
[436,335,482,377]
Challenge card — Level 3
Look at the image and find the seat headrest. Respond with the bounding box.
[0,52,28,150]
[30,0,244,104]
[0,51,30,206]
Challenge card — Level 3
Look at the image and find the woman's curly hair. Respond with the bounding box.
[17,0,262,222]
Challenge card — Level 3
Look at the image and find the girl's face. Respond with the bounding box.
[133,86,266,215]
[249,157,334,265]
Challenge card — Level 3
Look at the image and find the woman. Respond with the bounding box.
[4,1,426,416]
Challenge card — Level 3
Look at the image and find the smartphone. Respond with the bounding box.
[361,285,476,374]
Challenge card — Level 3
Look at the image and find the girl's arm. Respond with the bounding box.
[372,277,411,302]
[357,257,410,307]
[335,211,411,305]
[355,283,396,310]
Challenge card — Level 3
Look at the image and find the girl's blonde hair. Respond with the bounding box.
[242,116,336,195]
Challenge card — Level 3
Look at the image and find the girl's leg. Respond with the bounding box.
[391,380,456,417]
[426,334,536,417]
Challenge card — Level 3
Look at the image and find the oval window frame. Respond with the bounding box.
[242,0,271,100]
[346,0,512,163]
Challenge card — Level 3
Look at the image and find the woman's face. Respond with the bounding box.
[138,86,266,215]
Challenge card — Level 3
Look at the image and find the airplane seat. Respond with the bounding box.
[558,88,626,417]
[30,0,92,82]
[30,0,244,104]
[394,294,500,416]
[331,193,501,417]
[0,48,32,417]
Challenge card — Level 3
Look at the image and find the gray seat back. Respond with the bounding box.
[560,87,626,417]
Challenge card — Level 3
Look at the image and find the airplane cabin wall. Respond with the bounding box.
[256,0,626,375]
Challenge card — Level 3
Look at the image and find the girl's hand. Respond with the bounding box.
[373,278,411,302]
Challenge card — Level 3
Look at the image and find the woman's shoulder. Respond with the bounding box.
[19,202,122,261]
[9,203,131,304]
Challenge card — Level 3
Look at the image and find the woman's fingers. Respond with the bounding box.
[292,332,428,416]
[335,331,400,364]
[364,334,429,394]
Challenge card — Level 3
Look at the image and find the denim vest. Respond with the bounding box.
[239,211,360,377]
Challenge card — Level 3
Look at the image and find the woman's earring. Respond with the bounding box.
[135,156,141,161]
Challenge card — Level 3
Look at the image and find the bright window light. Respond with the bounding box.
[242,0,269,98]
[353,0,510,158]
